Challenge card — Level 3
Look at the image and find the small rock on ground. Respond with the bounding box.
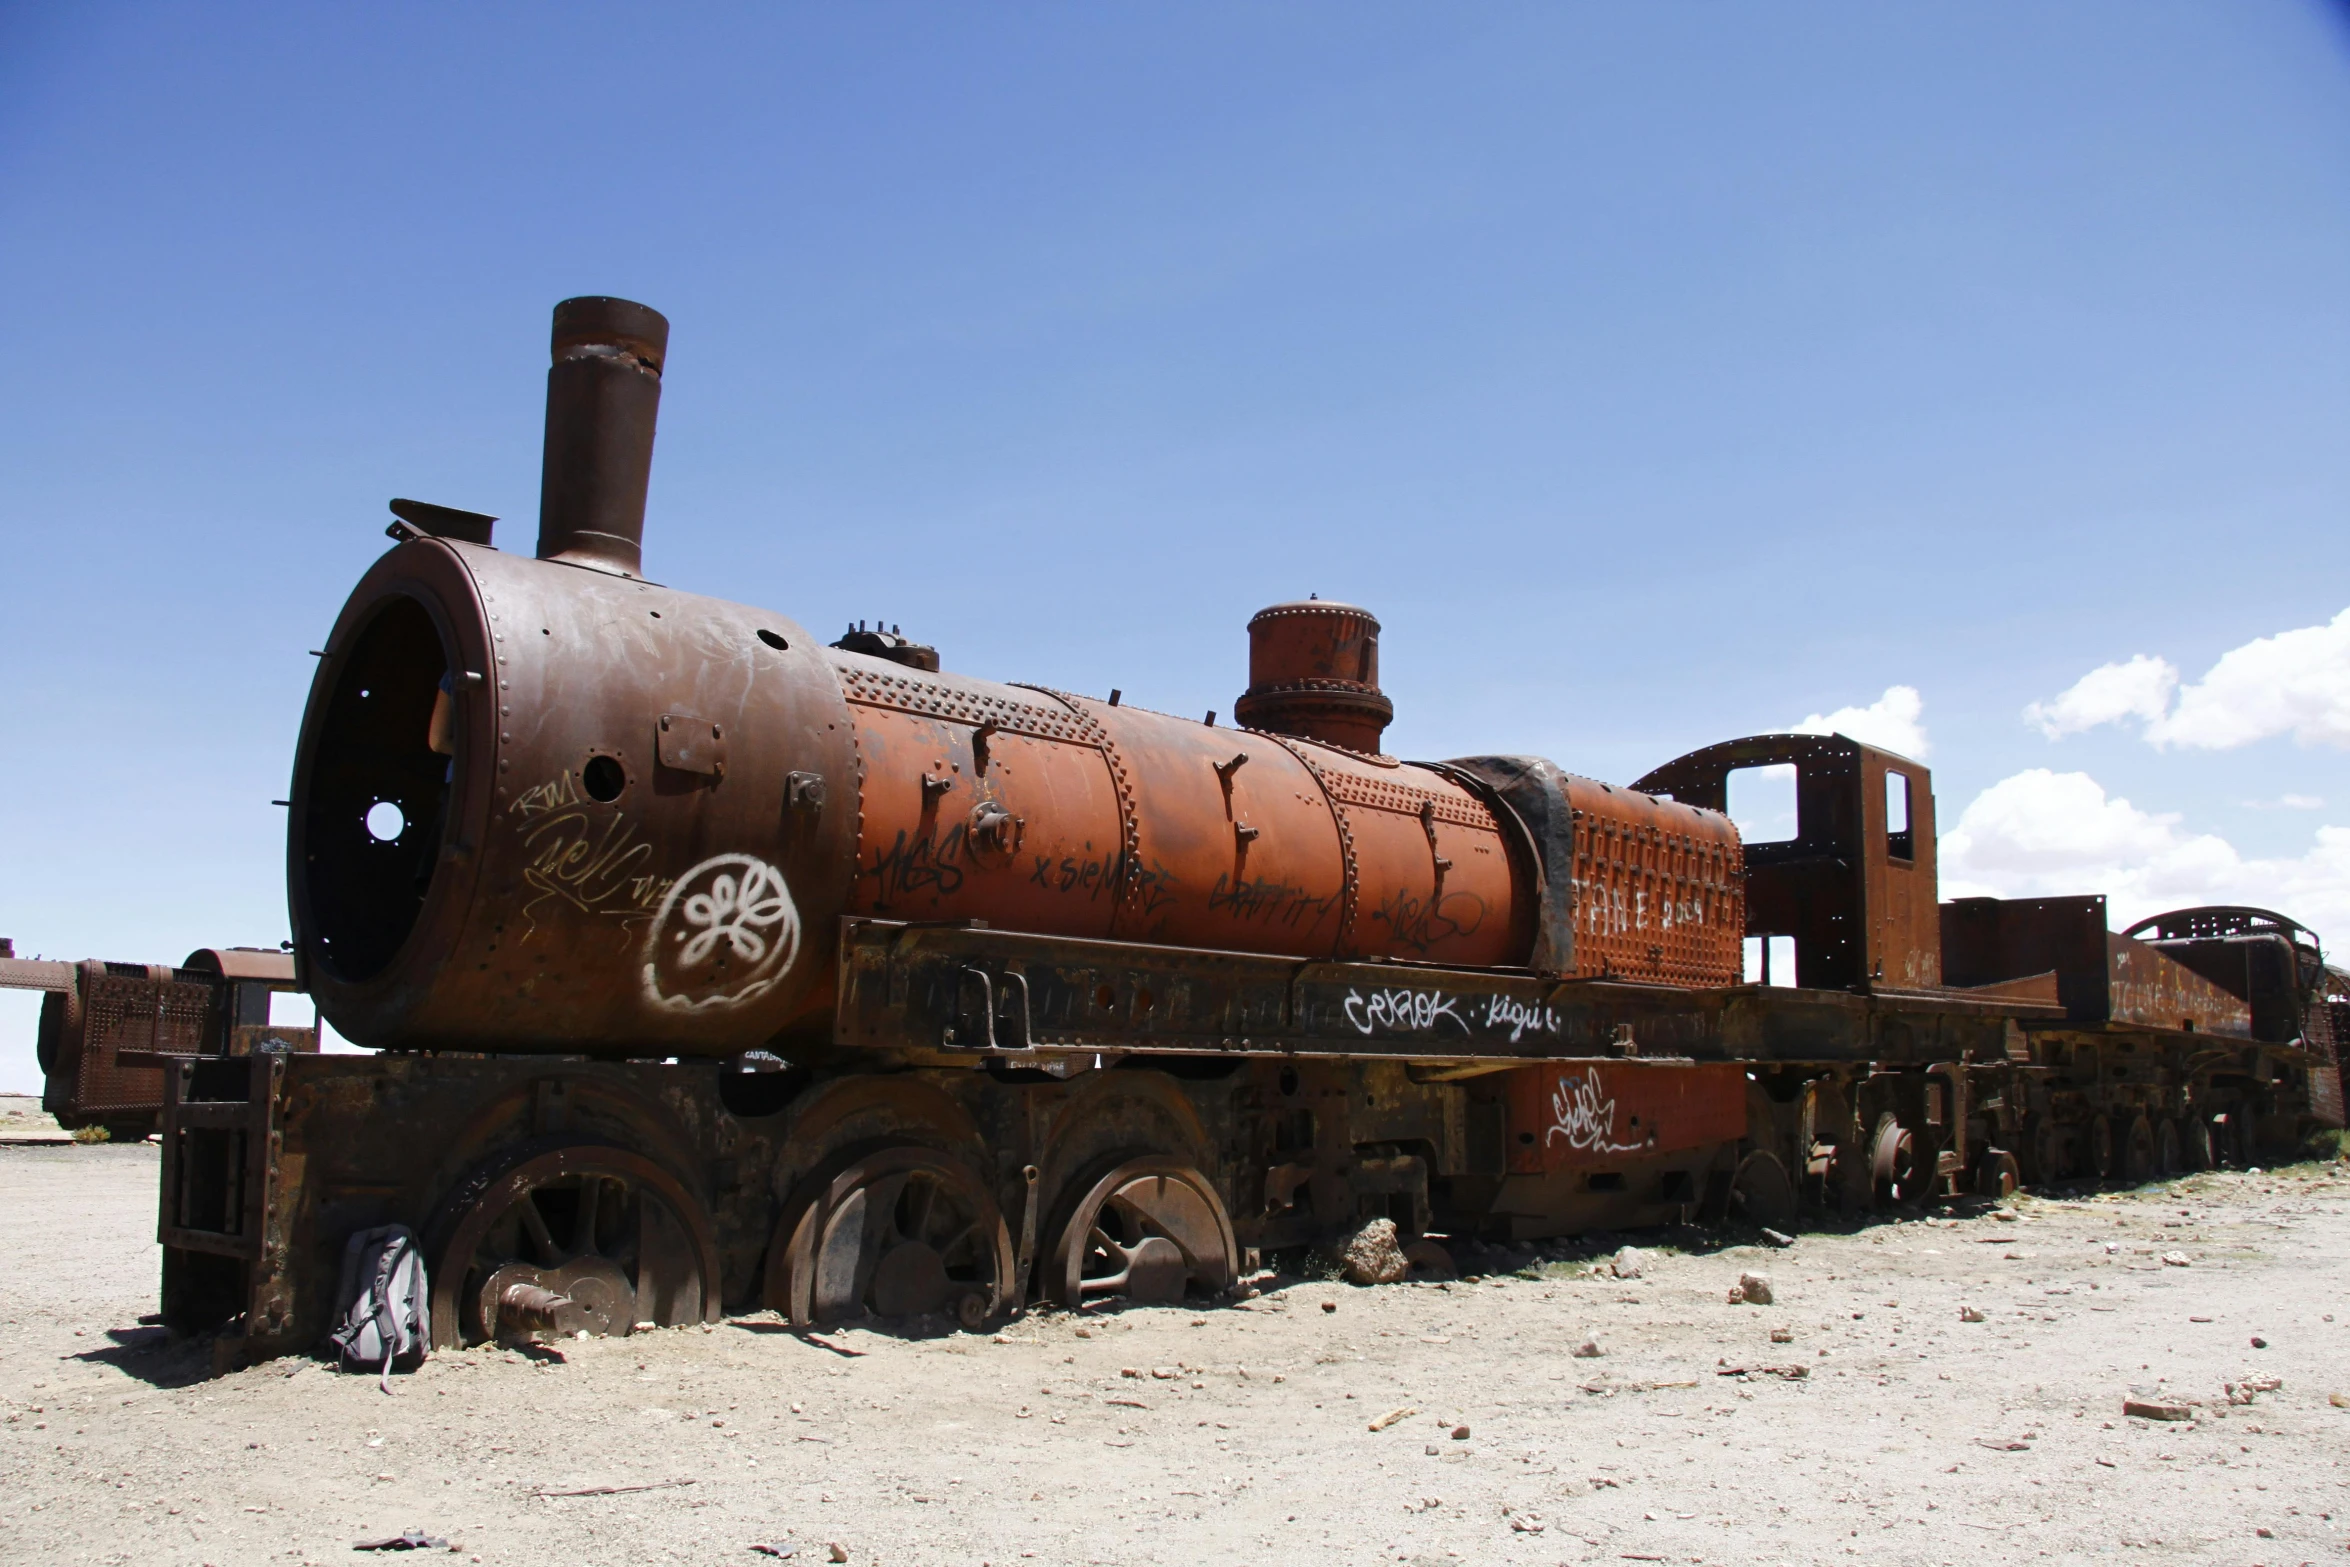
[1337,1218,1408,1285]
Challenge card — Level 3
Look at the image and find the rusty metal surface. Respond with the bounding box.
[534,297,667,579]
[836,657,1529,966]
[42,962,184,1131]
[2122,906,2329,1045]
[1941,896,2252,1037]
[1230,598,1393,755]
[0,957,75,992]
[287,534,861,1053]
[1635,733,1940,991]
[180,947,299,985]
[1501,1062,1748,1173]
[833,917,2047,1068]
[36,953,315,1136]
[294,550,1526,1054]
[1558,776,1744,986]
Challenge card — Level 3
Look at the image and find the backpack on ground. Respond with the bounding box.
[328,1224,428,1391]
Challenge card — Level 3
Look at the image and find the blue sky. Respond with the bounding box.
[4,4,2348,1088]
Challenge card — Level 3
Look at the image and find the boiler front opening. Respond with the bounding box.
[302,595,453,983]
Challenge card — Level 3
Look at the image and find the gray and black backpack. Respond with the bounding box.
[328,1224,428,1391]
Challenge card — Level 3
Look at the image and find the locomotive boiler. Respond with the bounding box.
[152,298,2340,1368]
[292,294,1739,1055]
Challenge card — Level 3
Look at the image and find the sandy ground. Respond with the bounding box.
[0,1095,70,1145]
[3,1127,2348,1567]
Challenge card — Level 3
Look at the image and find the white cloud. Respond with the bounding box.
[1940,767,2350,947]
[2024,607,2350,750]
[2023,653,2176,740]
[1791,684,1928,759]
[2148,607,2350,750]
[2245,794,2326,811]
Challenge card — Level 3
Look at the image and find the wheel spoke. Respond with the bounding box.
[575,1176,604,1256]
[517,1192,559,1263]
[904,1176,938,1247]
[867,1173,913,1248]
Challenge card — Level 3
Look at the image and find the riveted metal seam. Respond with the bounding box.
[1259,732,1359,958]
[1009,685,1146,925]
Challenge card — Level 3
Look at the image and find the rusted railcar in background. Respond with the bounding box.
[152,297,2340,1368]
[3,948,316,1140]
[1634,740,2337,1203]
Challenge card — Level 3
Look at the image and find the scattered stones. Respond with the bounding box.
[1450,1424,1471,1440]
[1508,1513,1545,1533]
[2123,1399,2194,1422]
[1736,1271,1773,1305]
[1769,1326,1793,1344]
[1320,1301,1338,1315]
[827,1545,849,1564]
[1610,1247,1647,1280]
[1959,1306,1986,1323]
[1335,1218,1409,1285]
[1572,1335,1605,1358]
[1993,1210,2019,1223]
[2329,1393,2350,1409]
[2224,1376,2282,1405]
[2161,1252,2191,1267]
[2250,1336,2268,1349]
[1149,1367,1178,1380]
[1759,1228,1795,1248]
[1368,1406,1417,1432]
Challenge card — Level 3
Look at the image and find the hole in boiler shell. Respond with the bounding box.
[582,755,626,802]
[757,628,789,651]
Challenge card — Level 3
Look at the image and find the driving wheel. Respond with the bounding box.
[767,1146,1013,1330]
[2182,1115,2213,1172]
[2121,1113,2155,1185]
[427,1142,718,1349]
[2021,1112,2063,1186]
[1049,1156,1239,1308]
[1870,1115,1925,1206]
[2089,1115,2116,1181]
[1973,1148,2021,1200]
[1725,1150,1798,1228]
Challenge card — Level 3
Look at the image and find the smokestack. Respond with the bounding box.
[535,296,669,578]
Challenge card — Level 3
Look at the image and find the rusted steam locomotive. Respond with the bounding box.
[3,945,312,1141]
[155,298,2344,1365]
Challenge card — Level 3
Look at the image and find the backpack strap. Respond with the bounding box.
[372,1238,403,1394]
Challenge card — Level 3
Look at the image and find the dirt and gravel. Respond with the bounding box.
[4,1099,2348,1567]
